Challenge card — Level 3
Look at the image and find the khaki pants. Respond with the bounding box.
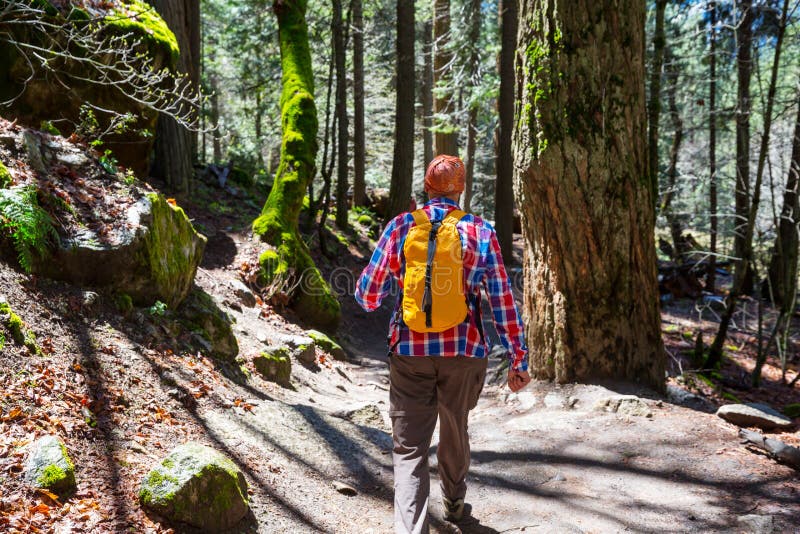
[389,354,488,534]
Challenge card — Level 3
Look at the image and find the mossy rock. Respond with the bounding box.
[784,403,800,419]
[24,435,76,496]
[139,442,249,532]
[0,0,178,176]
[254,349,291,385]
[356,214,373,227]
[0,299,40,354]
[306,329,346,361]
[177,290,239,361]
[113,293,134,314]
[34,194,206,309]
[0,159,12,188]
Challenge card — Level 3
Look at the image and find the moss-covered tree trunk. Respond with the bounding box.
[253,0,340,330]
[352,0,366,207]
[494,0,516,263]
[514,0,665,392]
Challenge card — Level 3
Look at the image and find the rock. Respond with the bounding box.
[783,403,800,419]
[332,404,385,429]
[33,194,206,309]
[230,280,257,308]
[667,384,715,412]
[22,131,47,174]
[332,480,358,496]
[279,334,316,364]
[593,395,653,418]
[82,291,99,307]
[254,349,291,385]
[178,290,239,361]
[551,472,566,482]
[139,442,249,532]
[306,329,346,361]
[716,403,793,430]
[366,188,390,219]
[24,435,76,496]
[55,149,89,168]
[736,514,774,534]
[256,331,269,344]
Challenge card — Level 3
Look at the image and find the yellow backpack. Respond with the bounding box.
[402,209,469,332]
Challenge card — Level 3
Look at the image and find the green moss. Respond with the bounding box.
[0,160,11,189]
[783,403,800,418]
[139,469,179,505]
[34,441,75,493]
[0,301,40,354]
[104,0,180,67]
[39,120,61,136]
[254,350,291,385]
[114,293,133,313]
[356,214,372,226]
[721,391,741,403]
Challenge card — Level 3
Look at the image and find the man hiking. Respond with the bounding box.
[355,154,531,533]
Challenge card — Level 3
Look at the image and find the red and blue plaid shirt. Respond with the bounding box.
[355,197,528,372]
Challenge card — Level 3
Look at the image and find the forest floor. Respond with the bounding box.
[1,173,799,533]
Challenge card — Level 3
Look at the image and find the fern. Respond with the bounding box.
[0,186,58,272]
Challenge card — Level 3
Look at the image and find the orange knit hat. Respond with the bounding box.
[424,155,465,195]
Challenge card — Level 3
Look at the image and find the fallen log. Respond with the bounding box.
[739,428,800,469]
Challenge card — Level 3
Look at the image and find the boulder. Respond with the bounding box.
[332,403,385,429]
[366,188,390,219]
[24,435,76,496]
[230,279,257,308]
[178,290,239,361]
[279,334,317,364]
[33,194,206,309]
[139,442,249,532]
[254,349,291,385]
[593,395,653,418]
[736,514,774,534]
[716,403,793,430]
[306,329,346,361]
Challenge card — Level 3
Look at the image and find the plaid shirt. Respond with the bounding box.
[355,197,528,372]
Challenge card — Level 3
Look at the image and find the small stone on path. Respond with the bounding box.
[333,480,358,496]
[593,395,653,418]
[716,403,792,430]
[24,435,76,496]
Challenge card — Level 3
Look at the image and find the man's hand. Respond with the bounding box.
[507,370,531,392]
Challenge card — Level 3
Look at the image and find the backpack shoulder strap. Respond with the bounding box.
[411,209,429,227]
[445,209,468,223]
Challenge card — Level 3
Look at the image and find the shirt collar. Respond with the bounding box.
[424,196,461,208]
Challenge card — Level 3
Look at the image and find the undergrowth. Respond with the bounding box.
[0,186,58,272]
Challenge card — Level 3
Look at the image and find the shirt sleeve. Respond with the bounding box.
[355,218,398,311]
[483,229,528,372]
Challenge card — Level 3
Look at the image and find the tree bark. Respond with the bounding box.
[352,0,366,207]
[707,0,788,369]
[386,0,415,220]
[514,0,665,391]
[433,0,457,156]
[707,1,718,292]
[146,0,200,194]
[659,50,684,260]
[733,0,755,294]
[253,0,340,330]
[333,0,349,228]
[647,0,667,204]
[421,19,434,171]
[462,0,481,212]
[494,0,516,263]
[766,100,800,308]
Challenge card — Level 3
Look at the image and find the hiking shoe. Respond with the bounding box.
[442,496,465,522]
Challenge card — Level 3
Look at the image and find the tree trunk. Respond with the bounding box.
[352,0,366,207]
[333,0,349,228]
[707,0,718,292]
[494,0,516,263]
[707,0,788,369]
[462,0,481,212]
[146,0,200,193]
[386,0,415,220]
[766,99,800,308]
[253,0,340,330]
[659,50,684,260]
[647,0,667,204]
[421,19,434,171]
[733,0,755,294]
[433,0,457,156]
[514,0,665,391]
